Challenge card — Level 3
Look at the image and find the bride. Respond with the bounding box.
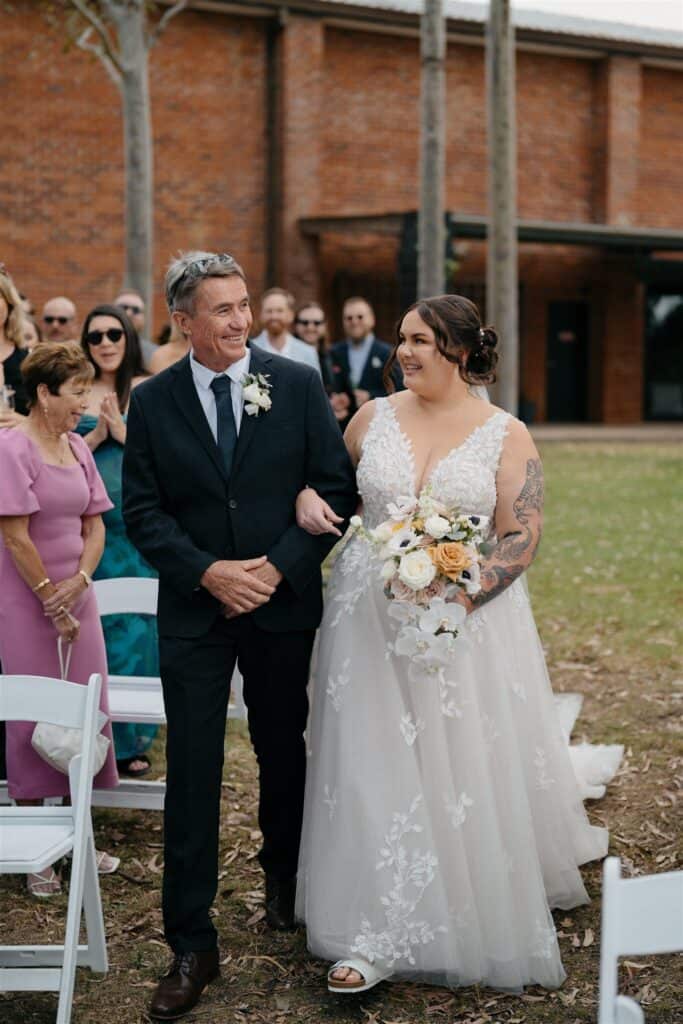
[294,294,621,994]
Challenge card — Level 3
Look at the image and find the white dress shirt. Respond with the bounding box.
[190,348,251,442]
[251,330,321,374]
[346,333,375,388]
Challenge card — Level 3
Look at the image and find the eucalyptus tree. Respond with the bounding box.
[63,1,188,317]
[486,0,519,413]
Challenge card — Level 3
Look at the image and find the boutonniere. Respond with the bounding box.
[241,372,272,416]
[371,356,383,369]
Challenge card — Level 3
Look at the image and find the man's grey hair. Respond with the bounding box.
[165,251,246,314]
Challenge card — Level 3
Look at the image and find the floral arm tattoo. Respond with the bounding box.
[468,458,544,611]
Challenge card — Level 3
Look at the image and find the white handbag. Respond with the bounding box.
[31,638,110,776]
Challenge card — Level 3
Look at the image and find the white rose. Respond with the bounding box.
[371,521,395,543]
[242,382,261,404]
[349,515,363,528]
[380,558,397,581]
[256,391,272,410]
[398,549,437,591]
[424,514,450,539]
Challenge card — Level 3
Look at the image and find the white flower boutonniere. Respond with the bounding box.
[371,355,383,369]
[241,372,272,416]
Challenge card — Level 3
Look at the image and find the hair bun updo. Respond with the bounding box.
[464,323,499,383]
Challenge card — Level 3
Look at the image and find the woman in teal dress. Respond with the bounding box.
[77,304,158,776]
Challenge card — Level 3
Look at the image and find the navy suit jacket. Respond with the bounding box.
[122,345,357,638]
[330,337,403,400]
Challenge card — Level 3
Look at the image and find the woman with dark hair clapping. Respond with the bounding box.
[77,305,159,778]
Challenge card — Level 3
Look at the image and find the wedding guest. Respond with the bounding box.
[331,296,402,407]
[0,268,29,424]
[23,316,43,352]
[42,296,78,343]
[252,288,321,373]
[114,288,156,368]
[149,320,190,374]
[294,301,356,430]
[0,342,119,896]
[77,305,159,777]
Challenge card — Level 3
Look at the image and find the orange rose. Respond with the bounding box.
[429,541,471,581]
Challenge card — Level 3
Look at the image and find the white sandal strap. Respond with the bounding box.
[328,957,386,984]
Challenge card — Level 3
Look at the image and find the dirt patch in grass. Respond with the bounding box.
[2,652,680,1024]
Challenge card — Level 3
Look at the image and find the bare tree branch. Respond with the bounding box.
[69,0,123,71]
[76,25,122,86]
[147,0,189,48]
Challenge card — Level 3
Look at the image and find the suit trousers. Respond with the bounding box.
[159,614,315,953]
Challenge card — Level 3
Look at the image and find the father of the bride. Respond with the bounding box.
[123,251,356,1020]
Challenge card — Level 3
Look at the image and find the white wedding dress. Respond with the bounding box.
[296,398,622,991]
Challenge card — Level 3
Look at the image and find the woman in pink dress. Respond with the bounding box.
[0,341,119,896]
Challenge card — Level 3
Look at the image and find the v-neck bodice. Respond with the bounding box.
[356,398,511,528]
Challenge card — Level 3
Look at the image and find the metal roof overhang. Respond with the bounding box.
[299,212,683,252]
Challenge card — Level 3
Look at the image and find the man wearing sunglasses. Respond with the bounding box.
[114,289,156,368]
[41,296,77,343]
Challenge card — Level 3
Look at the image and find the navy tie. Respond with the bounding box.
[210,375,237,475]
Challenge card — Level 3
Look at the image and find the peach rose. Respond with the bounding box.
[429,541,471,581]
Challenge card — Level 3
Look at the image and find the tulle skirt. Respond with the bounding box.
[296,542,622,991]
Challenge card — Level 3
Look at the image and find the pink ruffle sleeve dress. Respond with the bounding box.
[0,428,119,798]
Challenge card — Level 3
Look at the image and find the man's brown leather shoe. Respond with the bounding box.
[149,950,220,1020]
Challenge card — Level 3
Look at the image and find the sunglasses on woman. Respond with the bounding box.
[296,318,324,327]
[86,328,125,345]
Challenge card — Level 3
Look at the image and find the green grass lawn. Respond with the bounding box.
[1,442,681,1024]
[529,443,682,669]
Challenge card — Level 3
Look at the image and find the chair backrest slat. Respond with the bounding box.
[0,675,90,728]
[93,577,158,616]
[615,871,683,956]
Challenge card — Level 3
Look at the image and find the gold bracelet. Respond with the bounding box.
[32,577,51,594]
[78,569,92,588]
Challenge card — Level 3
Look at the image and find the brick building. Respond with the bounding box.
[4,0,683,422]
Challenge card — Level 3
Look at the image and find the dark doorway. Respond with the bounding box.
[645,290,683,420]
[546,302,588,422]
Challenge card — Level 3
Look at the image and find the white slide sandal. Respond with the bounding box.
[327,957,391,993]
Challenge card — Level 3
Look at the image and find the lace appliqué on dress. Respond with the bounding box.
[351,795,447,967]
[326,658,351,712]
[329,538,374,627]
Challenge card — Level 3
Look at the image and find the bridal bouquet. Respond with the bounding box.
[350,490,489,669]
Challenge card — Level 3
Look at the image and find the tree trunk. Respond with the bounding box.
[486,0,518,413]
[418,0,445,299]
[117,5,153,320]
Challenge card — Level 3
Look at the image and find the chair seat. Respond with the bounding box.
[0,811,74,872]
[107,677,165,724]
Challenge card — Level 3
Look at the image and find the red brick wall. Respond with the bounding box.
[639,66,683,227]
[3,6,683,419]
[3,3,267,333]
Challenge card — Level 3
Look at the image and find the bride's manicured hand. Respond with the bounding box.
[42,574,88,616]
[296,488,343,537]
[200,557,276,614]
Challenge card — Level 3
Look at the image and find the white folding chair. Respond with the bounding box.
[598,856,683,1024]
[91,577,246,810]
[0,673,108,1023]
